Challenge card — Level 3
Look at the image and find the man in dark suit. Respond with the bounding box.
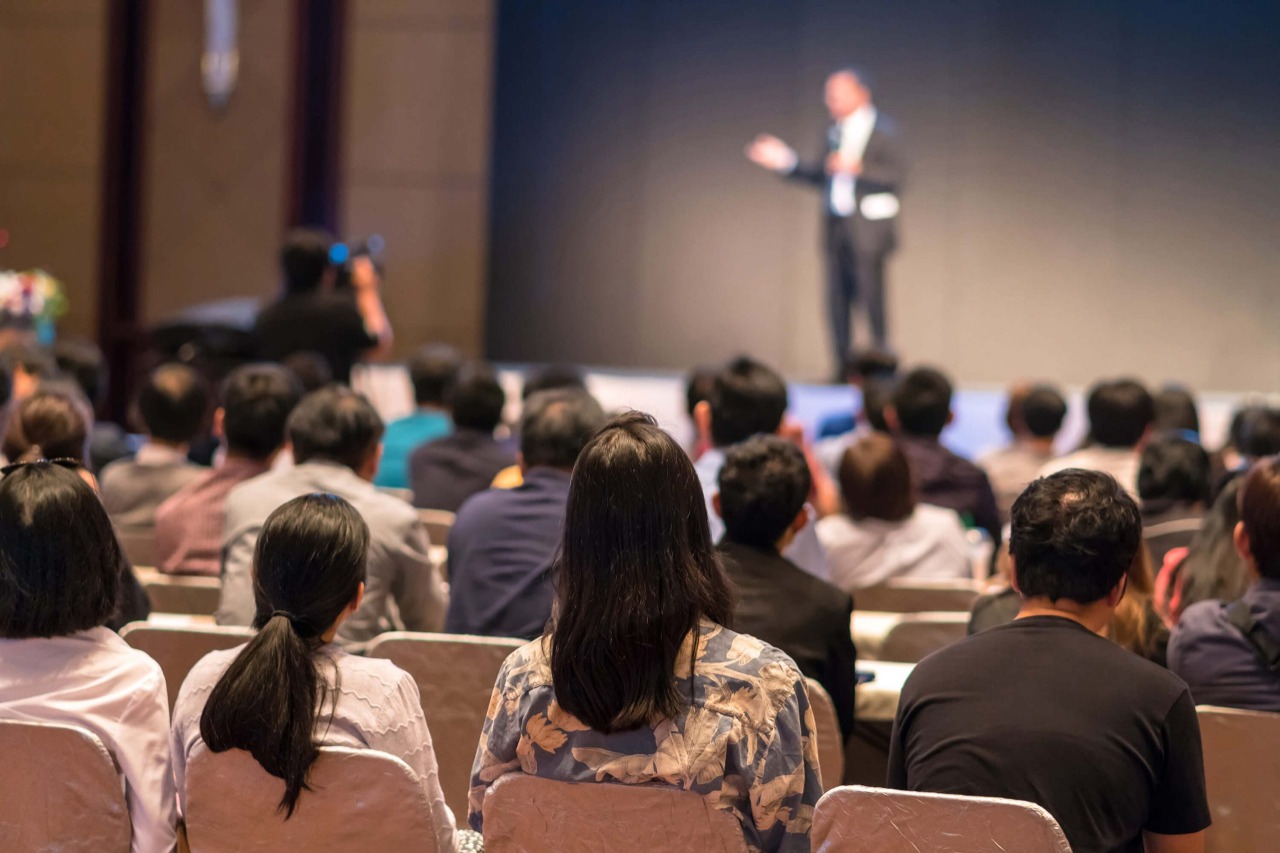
[714,434,857,743]
[748,68,904,377]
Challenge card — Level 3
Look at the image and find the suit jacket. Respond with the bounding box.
[409,429,517,512]
[788,112,905,256]
[99,455,205,538]
[718,541,857,741]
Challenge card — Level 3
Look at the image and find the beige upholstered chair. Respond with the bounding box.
[812,785,1072,852]
[365,631,524,819]
[134,567,222,616]
[116,530,156,569]
[857,579,983,613]
[184,746,440,852]
[877,612,970,663]
[805,677,845,791]
[1197,705,1280,853]
[416,508,457,547]
[120,622,254,709]
[482,774,748,852]
[0,719,132,853]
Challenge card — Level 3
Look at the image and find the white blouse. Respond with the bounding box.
[0,627,177,853]
[816,503,973,592]
[171,643,458,853]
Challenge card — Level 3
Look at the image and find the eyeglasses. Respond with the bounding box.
[0,458,85,477]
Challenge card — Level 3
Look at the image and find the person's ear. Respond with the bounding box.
[883,406,901,433]
[212,407,226,441]
[360,443,383,481]
[712,492,724,520]
[695,400,712,443]
[352,581,365,613]
[1008,555,1021,595]
[1234,521,1253,566]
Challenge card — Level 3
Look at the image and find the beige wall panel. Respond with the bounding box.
[351,0,493,27]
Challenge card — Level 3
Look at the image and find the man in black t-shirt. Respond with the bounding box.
[255,229,393,384]
[890,469,1210,853]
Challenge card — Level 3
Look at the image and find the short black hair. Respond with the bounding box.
[2,344,56,381]
[860,377,894,433]
[708,356,787,447]
[522,364,586,400]
[1231,405,1280,459]
[287,386,384,471]
[891,367,952,437]
[0,463,125,638]
[520,389,607,470]
[1153,385,1200,435]
[450,363,506,433]
[843,348,898,383]
[408,344,461,407]
[718,435,811,550]
[0,358,13,412]
[136,362,209,444]
[685,365,718,419]
[281,351,333,392]
[1010,469,1141,604]
[1086,379,1153,448]
[1022,385,1068,438]
[1138,434,1211,505]
[221,364,303,461]
[53,338,108,407]
[280,228,333,294]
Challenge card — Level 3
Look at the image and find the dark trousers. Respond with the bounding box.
[826,216,887,372]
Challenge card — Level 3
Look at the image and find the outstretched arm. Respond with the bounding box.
[746,134,825,186]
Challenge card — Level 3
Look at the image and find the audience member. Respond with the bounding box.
[521,363,586,399]
[684,363,718,460]
[154,364,302,576]
[374,344,460,489]
[1169,457,1280,711]
[715,435,857,742]
[173,494,464,851]
[1038,377,1153,494]
[281,350,333,392]
[886,366,1001,542]
[216,387,446,645]
[1213,404,1280,489]
[1154,476,1249,625]
[470,413,821,851]
[816,348,899,440]
[445,388,606,639]
[53,338,134,472]
[817,433,970,590]
[978,382,1067,523]
[100,363,208,538]
[410,364,515,512]
[0,463,176,851]
[692,356,832,579]
[254,229,393,383]
[1153,384,1200,437]
[891,469,1210,853]
[1,343,56,402]
[1139,434,1211,568]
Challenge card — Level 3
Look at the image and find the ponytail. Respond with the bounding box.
[199,612,326,816]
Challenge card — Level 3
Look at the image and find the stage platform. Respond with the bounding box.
[354,364,1249,460]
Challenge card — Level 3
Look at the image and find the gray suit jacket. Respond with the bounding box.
[215,460,447,647]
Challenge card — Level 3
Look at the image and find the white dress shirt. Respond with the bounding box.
[816,504,972,592]
[829,105,877,216]
[0,627,177,853]
[171,643,458,853]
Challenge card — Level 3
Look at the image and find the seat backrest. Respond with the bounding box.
[0,719,132,853]
[805,678,844,791]
[1197,705,1280,853]
[135,567,223,616]
[365,631,524,819]
[416,508,456,546]
[857,579,982,613]
[120,622,254,709]
[878,612,970,663]
[185,746,439,853]
[117,530,156,568]
[812,785,1071,853]
[482,774,748,853]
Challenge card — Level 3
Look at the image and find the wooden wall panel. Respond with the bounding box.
[341,0,494,357]
[0,1,108,339]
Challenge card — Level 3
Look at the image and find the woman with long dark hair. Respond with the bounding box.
[469,412,821,852]
[171,493,465,851]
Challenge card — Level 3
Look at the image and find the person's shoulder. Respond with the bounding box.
[358,485,419,528]
[97,457,137,484]
[494,637,553,692]
[333,649,418,696]
[93,629,166,683]
[1171,598,1229,642]
[696,624,805,721]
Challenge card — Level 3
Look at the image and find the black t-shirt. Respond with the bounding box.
[889,615,1211,853]
[254,291,377,384]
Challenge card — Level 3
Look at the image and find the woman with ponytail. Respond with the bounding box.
[171,493,466,851]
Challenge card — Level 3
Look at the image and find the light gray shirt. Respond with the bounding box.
[100,443,205,537]
[172,643,458,852]
[816,504,972,592]
[215,460,447,645]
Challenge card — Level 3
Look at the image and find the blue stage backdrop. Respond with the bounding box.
[486,0,1280,390]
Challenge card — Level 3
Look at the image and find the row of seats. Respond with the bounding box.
[4,706,1274,852]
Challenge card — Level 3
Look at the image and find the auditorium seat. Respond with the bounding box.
[874,612,969,663]
[805,678,844,791]
[120,622,253,710]
[811,785,1071,852]
[1196,705,1280,853]
[856,578,983,613]
[134,567,222,616]
[365,631,524,820]
[482,774,748,853]
[417,508,456,547]
[0,719,132,852]
[378,486,415,504]
[117,530,156,569]
[184,746,440,852]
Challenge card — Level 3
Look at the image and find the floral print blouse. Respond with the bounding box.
[469,620,823,852]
